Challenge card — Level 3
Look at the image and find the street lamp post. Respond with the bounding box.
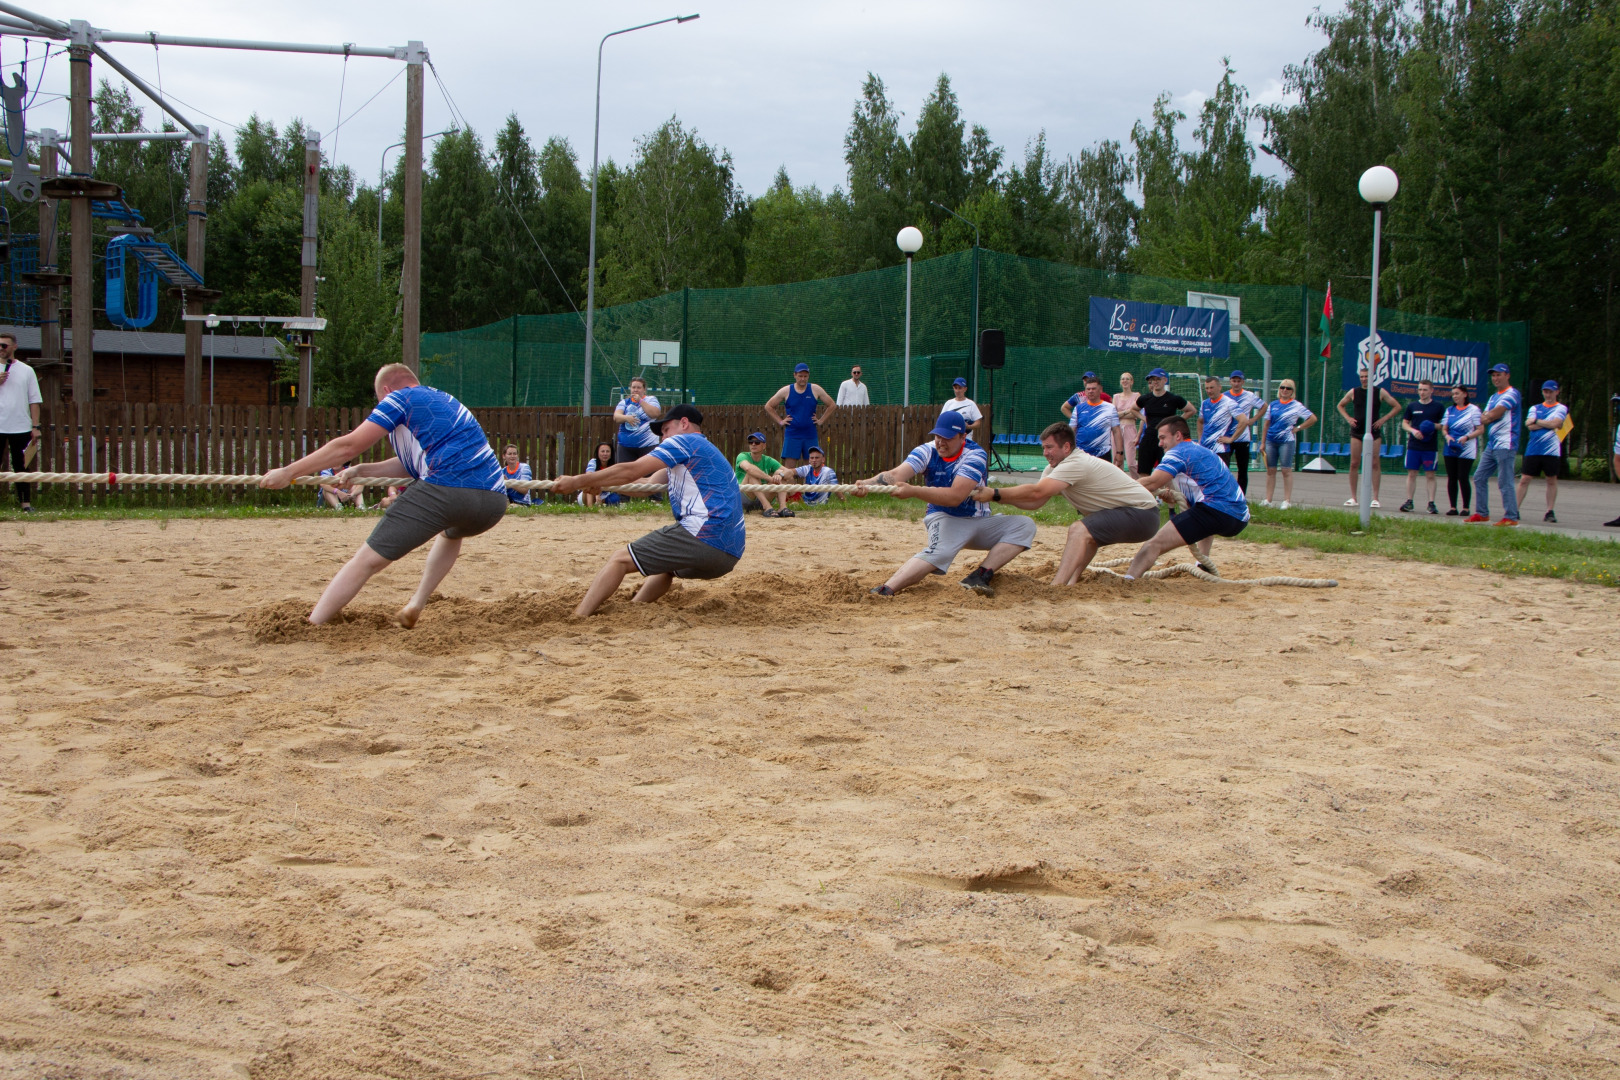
[379,130,453,282]
[896,226,923,406]
[583,13,701,417]
[930,201,979,399]
[1357,164,1399,530]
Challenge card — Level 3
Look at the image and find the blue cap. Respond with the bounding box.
[1419,419,1436,436]
[1083,370,1097,380]
[806,445,824,455]
[952,376,967,387]
[930,410,969,439]
[1148,367,1169,379]
[794,362,810,373]
[1541,379,1559,390]
[1489,363,1510,374]
[747,431,766,443]
[1230,369,1246,380]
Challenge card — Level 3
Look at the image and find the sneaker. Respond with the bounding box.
[1464,513,1489,523]
[1605,517,1620,527]
[1370,499,1381,508]
[1494,518,1518,527]
[960,567,996,597]
[1399,499,1414,512]
[870,585,895,597]
[1446,508,1460,516]
[1343,498,1359,506]
[1543,510,1557,523]
[1279,500,1291,510]
[1427,502,1439,515]
[1259,498,1273,508]
[778,508,796,518]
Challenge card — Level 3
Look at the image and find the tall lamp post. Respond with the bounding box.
[930,201,979,398]
[583,13,701,417]
[1357,164,1399,530]
[378,130,453,282]
[897,226,923,406]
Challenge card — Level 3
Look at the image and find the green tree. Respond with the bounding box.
[743,167,850,285]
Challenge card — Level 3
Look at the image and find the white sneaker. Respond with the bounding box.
[1260,499,1273,508]
[1279,500,1291,510]
[1370,499,1381,508]
[1343,498,1358,506]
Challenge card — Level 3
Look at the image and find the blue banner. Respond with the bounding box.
[1342,325,1490,398]
[1088,297,1230,359]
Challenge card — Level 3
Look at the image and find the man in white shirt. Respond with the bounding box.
[940,377,985,442]
[0,334,41,512]
[971,421,1160,584]
[836,365,870,406]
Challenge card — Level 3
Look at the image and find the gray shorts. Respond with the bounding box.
[1078,505,1161,547]
[628,523,740,580]
[365,482,509,561]
[916,513,1037,572]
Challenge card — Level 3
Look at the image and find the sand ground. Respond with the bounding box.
[0,509,1617,1079]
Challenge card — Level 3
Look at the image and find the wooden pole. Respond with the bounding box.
[37,128,62,408]
[401,43,425,373]
[183,129,209,406]
[298,129,319,407]
[69,33,93,408]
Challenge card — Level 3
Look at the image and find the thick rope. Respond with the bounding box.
[0,471,894,496]
[1089,555,1338,589]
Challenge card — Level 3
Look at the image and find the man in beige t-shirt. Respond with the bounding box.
[972,420,1161,585]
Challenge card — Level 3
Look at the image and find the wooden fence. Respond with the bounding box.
[30,402,948,503]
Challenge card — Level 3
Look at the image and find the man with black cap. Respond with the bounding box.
[553,403,745,616]
[1119,368,1196,478]
[1517,379,1568,523]
[855,409,1035,597]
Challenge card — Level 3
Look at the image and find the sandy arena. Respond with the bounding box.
[1,510,1617,1079]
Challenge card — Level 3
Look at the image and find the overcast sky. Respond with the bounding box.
[9,1,1335,195]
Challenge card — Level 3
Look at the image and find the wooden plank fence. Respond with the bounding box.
[33,403,947,504]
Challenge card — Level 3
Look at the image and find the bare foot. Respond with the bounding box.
[393,604,423,629]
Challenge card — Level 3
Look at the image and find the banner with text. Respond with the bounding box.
[1089,297,1230,359]
[1342,324,1490,398]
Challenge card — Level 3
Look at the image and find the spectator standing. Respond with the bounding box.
[734,432,791,517]
[613,376,663,464]
[1114,373,1141,474]
[1440,386,1481,515]
[1399,379,1448,514]
[836,366,870,406]
[1124,416,1250,579]
[1197,376,1246,460]
[1224,371,1263,496]
[1467,363,1521,526]
[1336,368,1402,508]
[1065,375,1123,464]
[940,377,986,443]
[791,446,841,505]
[1124,367,1197,477]
[1606,421,1620,527]
[1257,379,1316,508]
[0,333,40,512]
[1517,380,1568,523]
[501,444,534,506]
[582,442,623,508]
[765,363,837,468]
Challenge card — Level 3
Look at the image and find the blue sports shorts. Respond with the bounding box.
[1405,447,1437,472]
[781,428,818,460]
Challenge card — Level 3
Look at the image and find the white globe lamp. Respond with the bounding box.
[896,226,924,254]
[1358,165,1399,206]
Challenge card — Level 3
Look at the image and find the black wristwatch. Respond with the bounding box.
[992,488,1002,502]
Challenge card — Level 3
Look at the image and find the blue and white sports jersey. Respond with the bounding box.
[1156,441,1250,522]
[616,395,662,449]
[1069,398,1120,457]
[1225,389,1263,443]
[904,439,990,518]
[792,463,838,505]
[366,385,504,491]
[503,462,533,505]
[649,433,745,558]
[1198,396,1241,453]
[1443,404,1482,459]
[1484,387,1521,451]
[1524,403,1568,457]
[1264,399,1313,443]
[582,457,622,505]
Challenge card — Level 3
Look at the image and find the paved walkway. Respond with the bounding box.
[988,463,1620,542]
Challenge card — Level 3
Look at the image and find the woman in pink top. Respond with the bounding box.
[1114,372,1141,475]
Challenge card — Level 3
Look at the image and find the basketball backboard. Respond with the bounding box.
[639,339,681,368]
[1187,292,1241,343]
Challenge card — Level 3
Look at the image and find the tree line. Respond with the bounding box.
[27,0,1618,444]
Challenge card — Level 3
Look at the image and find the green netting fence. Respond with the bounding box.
[421,249,1530,472]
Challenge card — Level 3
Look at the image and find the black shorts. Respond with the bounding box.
[1136,438,1164,476]
[615,443,657,465]
[366,483,509,561]
[1169,503,1248,545]
[627,523,740,579]
[1521,454,1561,478]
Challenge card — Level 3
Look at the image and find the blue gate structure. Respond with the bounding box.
[93,197,204,329]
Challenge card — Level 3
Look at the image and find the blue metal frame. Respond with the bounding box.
[105,234,161,328]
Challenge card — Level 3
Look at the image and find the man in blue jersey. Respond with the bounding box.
[553,403,745,617]
[1123,416,1250,580]
[1467,363,1522,526]
[1197,376,1247,461]
[1061,375,1123,465]
[791,446,841,505]
[764,363,837,468]
[1516,380,1568,523]
[855,409,1036,597]
[1224,370,1263,495]
[261,363,509,627]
